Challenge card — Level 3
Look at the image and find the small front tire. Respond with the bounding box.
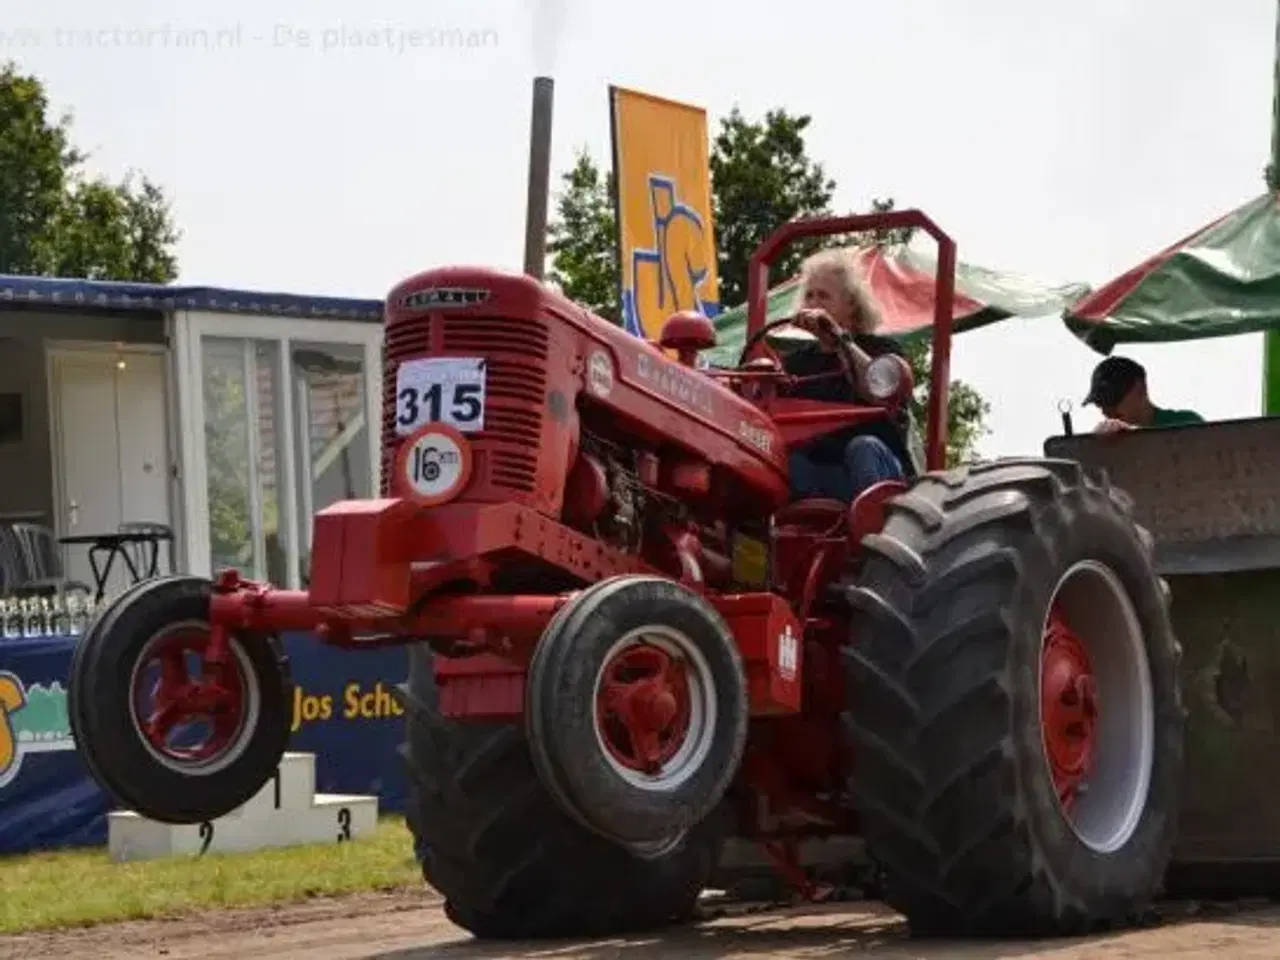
[70,575,292,824]
[526,575,749,847]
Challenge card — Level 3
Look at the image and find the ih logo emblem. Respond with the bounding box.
[586,349,614,398]
[777,624,798,681]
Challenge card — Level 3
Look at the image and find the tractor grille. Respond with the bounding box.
[381,315,549,499]
[380,318,432,494]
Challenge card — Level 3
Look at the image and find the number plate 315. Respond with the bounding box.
[395,357,486,435]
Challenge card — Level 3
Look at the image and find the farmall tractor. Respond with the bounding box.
[68,210,1183,940]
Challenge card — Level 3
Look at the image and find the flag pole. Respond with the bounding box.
[1262,0,1280,414]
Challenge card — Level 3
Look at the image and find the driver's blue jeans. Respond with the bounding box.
[788,435,905,502]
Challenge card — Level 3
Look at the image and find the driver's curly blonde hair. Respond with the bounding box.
[798,249,883,334]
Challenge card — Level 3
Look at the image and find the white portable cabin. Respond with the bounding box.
[0,276,384,596]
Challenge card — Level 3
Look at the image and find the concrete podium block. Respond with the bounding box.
[107,752,378,863]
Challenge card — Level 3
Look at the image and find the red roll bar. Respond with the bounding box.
[745,210,957,471]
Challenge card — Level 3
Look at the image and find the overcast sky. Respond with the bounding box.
[4,0,1276,455]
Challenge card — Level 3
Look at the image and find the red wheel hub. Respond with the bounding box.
[132,628,249,765]
[595,643,692,775]
[1040,606,1099,813]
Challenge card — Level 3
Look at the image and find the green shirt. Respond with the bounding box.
[1150,407,1205,428]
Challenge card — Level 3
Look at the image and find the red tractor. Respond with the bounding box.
[69,210,1183,939]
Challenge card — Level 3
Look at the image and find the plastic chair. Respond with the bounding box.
[8,523,92,597]
[0,526,29,594]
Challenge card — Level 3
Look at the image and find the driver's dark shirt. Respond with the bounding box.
[781,333,917,474]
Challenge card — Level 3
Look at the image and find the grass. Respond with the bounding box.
[0,814,422,934]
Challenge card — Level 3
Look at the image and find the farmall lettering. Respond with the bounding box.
[398,287,490,310]
[635,353,714,415]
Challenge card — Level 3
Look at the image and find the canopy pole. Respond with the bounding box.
[1269,0,1280,190]
[1264,0,1280,414]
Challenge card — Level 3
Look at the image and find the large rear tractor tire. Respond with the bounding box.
[69,575,292,824]
[401,630,728,939]
[843,458,1183,937]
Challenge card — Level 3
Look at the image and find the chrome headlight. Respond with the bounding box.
[865,355,907,402]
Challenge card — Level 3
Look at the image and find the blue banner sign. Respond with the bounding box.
[0,631,409,855]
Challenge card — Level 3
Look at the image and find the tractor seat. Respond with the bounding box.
[773,497,848,530]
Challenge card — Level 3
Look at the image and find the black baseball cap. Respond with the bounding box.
[1084,356,1146,407]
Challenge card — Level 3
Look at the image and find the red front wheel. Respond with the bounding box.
[68,575,292,824]
[526,575,749,850]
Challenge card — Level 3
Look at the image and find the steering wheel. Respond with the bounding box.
[737,312,862,395]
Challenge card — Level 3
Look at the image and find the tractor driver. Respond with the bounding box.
[780,249,916,502]
[1084,355,1205,433]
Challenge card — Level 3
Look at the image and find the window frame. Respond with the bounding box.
[174,310,383,587]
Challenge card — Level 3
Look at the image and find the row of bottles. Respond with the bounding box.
[0,593,100,638]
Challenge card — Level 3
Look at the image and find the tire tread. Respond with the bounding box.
[400,644,721,940]
[842,458,1183,937]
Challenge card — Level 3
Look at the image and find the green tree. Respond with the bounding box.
[0,61,180,281]
[547,149,620,321]
[546,108,991,465]
[710,107,837,308]
[0,64,74,275]
[46,175,179,281]
[937,371,990,464]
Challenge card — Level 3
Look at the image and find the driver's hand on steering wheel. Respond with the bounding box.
[794,308,838,347]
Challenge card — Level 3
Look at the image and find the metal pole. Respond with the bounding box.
[1269,0,1280,188]
[1264,0,1280,414]
[523,76,555,280]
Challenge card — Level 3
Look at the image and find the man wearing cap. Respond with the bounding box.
[1084,356,1204,433]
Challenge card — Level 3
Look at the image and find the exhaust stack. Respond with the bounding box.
[523,76,554,280]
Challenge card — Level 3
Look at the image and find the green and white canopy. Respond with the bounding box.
[1064,192,1280,354]
[705,242,1089,366]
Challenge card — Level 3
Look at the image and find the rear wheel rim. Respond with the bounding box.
[592,625,717,793]
[1038,560,1154,854]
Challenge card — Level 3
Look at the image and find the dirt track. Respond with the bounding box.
[6,893,1280,960]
